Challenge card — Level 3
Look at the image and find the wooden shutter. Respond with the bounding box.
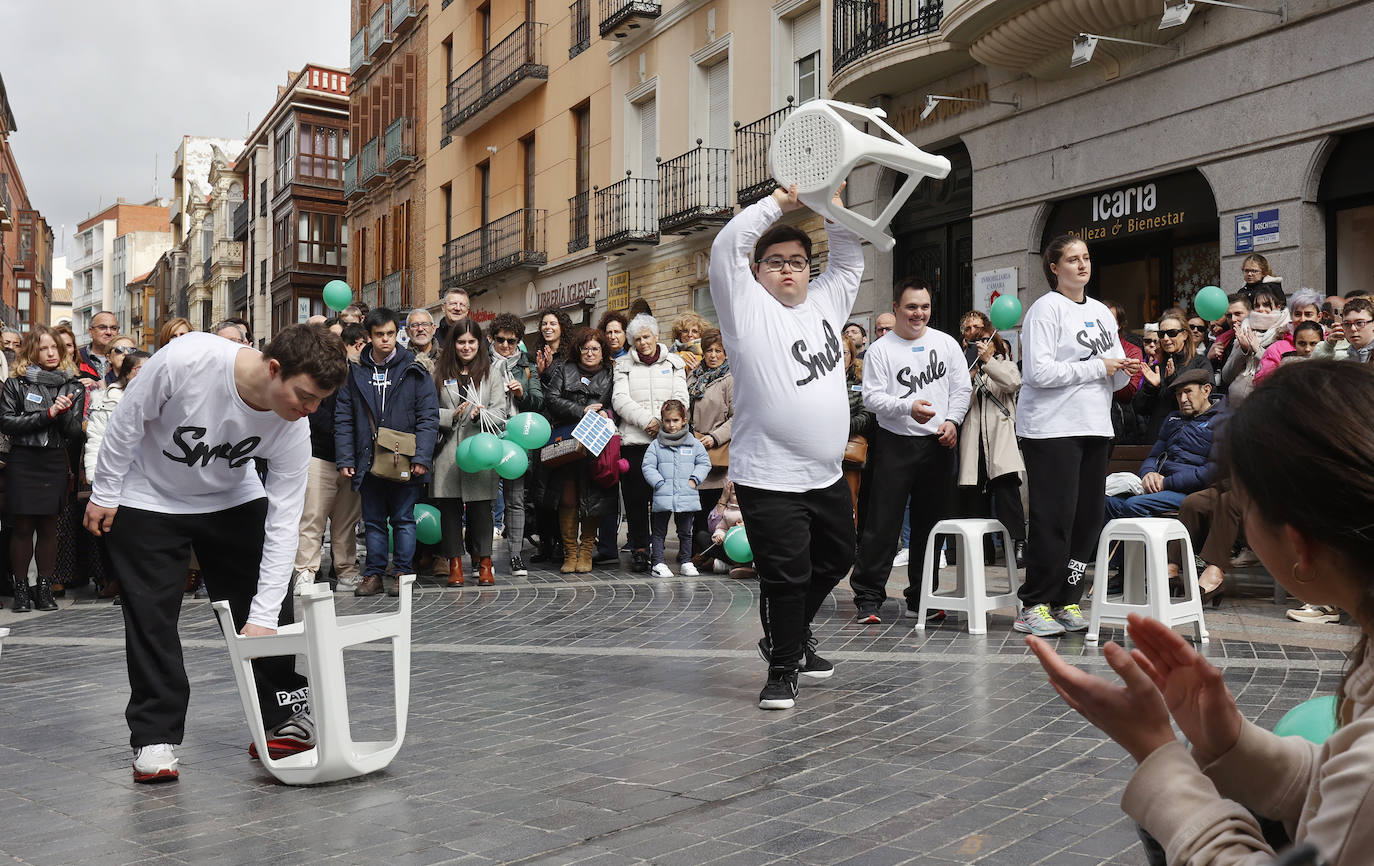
[793,8,821,61]
[707,60,730,149]
[404,52,418,120]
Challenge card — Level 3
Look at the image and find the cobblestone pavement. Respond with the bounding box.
[0,554,1354,866]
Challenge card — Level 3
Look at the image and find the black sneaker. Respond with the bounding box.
[593,549,620,565]
[630,550,650,573]
[758,667,799,710]
[855,606,881,624]
[757,635,835,680]
[904,606,947,623]
[510,555,528,577]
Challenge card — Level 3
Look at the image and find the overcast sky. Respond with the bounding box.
[3,1,348,253]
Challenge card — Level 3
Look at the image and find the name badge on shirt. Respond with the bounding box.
[850,384,862,392]
[444,378,459,387]
[1084,322,1096,328]
[580,376,591,386]
[680,445,693,454]
[912,346,925,353]
[25,391,42,404]
[372,372,388,385]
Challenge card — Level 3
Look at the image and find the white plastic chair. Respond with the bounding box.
[769,100,951,251]
[1088,519,1208,644]
[914,519,1022,635]
[0,627,9,662]
[212,575,415,785]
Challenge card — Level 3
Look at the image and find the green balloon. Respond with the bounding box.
[323,280,352,312]
[455,435,475,467]
[1194,285,1228,322]
[506,412,552,449]
[723,526,753,564]
[468,432,504,470]
[989,294,1023,331]
[414,503,442,545]
[495,440,529,479]
[1273,695,1338,744]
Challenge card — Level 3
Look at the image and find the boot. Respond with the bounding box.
[558,508,579,574]
[34,575,58,612]
[1013,540,1027,570]
[447,557,465,587]
[576,518,597,573]
[11,577,31,612]
[478,557,495,585]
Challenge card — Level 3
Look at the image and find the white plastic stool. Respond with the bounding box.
[0,627,9,661]
[1088,518,1208,644]
[212,574,415,785]
[769,100,951,252]
[915,519,1022,635]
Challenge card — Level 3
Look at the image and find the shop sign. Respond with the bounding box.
[973,267,1017,315]
[1042,170,1217,246]
[889,82,989,132]
[297,298,310,323]
[1253,208,1279,246]
[607,272,630,311]
[526,261,606,313]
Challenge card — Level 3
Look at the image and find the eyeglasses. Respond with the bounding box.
[1343,319,1373,330]
[875,326,893,335]
[758,256,810,273]
[580,345,602,353]
[92,324,119,332]
[1142,338,1159,345]
[492,336,520,345]
[1158,328,1185,338]
[406,322,433,330]
[1242,268,1263,275]
[1189,324,1208,333]
[110,346,137,354]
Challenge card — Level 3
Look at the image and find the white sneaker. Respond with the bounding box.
[892,548,910,567]
[679,562,700,576]
[292,569,316,595]
[1286,604,1340,624]
[334,575,361,592]
[712,559,731,574]
[651,563,673,577]
[132,743,179,783]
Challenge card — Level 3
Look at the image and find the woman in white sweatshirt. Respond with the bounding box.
[1015,234,1138,637]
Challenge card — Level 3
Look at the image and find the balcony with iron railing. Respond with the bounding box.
[442,22,547,138]
[830,0,948,100]
[232,198,251,240]
[361,280,379,310]
[350,28,369,74]
[441,209,547,287]
[599,0,660,39]
[657,141,733,234]
[369,4,392,57]
[0,174,12,231]
[382,268,409,309]
[569,0,591,58]
[390,0,419,35]
[385,116,416,168]
[360,137,387,187]
[568,189,590,253]
[595,173,658,253]
[734,97,795,206]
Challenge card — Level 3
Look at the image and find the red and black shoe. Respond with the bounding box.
[247,712,316,760]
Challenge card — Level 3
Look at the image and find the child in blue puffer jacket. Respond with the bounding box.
[641,399,711,577]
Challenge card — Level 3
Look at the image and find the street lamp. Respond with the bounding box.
[1159,0,1288,29]
[919,93,1021,121]
[1070,33,1181,68]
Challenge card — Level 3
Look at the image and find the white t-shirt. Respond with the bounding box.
[90,333,311,628]
[862,327,972,436]
[1016,291,1129,439]
[709,197,865,492]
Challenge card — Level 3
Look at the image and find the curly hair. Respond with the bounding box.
[670,310,709,343]
[488,312,525,343]
[532,307,575,359]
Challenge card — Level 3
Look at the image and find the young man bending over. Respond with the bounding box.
[709,184,865,710]
[85,325,348,782]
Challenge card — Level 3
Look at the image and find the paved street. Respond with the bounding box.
[0,557,1353,866]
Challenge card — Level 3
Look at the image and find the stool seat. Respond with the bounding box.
[1088,518,1207,644]
[0,626,9,662]
[914,519,1022,635]
[212,575,415,785]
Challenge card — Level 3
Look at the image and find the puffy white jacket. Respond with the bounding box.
[84,384,125,482]
[612,345,690,446]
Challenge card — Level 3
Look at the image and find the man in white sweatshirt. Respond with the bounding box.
[84,325,349,783]
[709,184,865,711]
[851,279,971,623]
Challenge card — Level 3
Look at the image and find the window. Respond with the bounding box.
[296,211,345,266]
[296,122,350,185]
[274,122,295,189]
[260,259,267,294]
[273,212,294,272]
[575,106,591,195]
[260,180,268,216]
[796,52,819,103]
[706,59,730,149]
[792,7,822,103]
[634,96,657,177]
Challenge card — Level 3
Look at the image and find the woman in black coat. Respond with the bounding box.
[539,327,619,571]
[0,325,86,612]
[1133,309,1212,444]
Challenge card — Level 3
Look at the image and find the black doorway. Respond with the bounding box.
[891,143,972,336]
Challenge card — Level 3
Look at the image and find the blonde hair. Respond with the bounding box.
[159,317,192,348]
[671,310,709,343]
[13,324,77,377]
[843,332,864,381]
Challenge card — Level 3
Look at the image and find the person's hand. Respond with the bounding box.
[1142,472,1165,494]
[411,464,428,477]
[1327,322,1344,345]
[936,421,958,448]
[977,338,996,364]
[910,399,936,423]
[84,503,118,536]
[506,379,524,399]
[584,402,603,415]
[830,181,847,209]
[1207,341,1225,361]
[240,623,277,637]
[456,401,471,419]
[645,419,660,436]
[772,184,803,213]
[1164,357,1176,379]
[1237,327,1257,354]
[467,404,483,422]
[340,467,355,479]
[1026,635,1177,764]
[1139,363,1161,388]
[48,393,76,418]
[1104,357,1139,378]
[536,346,554,373]
[1127,614,1243,765]
[689,479,698,489]
[700,434,716,449]
[682,353,701,372]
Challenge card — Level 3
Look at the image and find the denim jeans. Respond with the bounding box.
[359,474,421,577]
[1104,489,1188,519]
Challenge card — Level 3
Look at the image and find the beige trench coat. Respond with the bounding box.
[957,355,1024,486]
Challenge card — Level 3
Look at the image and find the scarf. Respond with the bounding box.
[23,368,71,388]
[636,345,661,366]
[688,360,730,403]
[656,425,691,447]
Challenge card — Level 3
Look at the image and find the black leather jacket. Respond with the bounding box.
[0,371,87,449]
